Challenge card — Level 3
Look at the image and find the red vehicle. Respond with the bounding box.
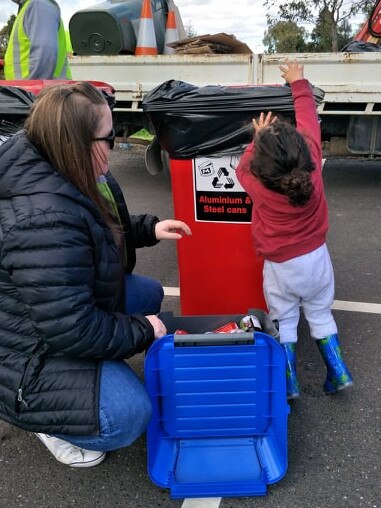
[355,0,381,43]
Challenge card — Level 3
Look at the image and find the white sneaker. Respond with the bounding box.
[36,433,106,468]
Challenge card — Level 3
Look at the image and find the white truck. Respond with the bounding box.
[70,51,381,160]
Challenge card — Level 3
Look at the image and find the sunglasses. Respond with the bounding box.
[93,128,115,150]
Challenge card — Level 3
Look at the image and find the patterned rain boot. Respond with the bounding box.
[281,342,301,399]
[316,334,354,394]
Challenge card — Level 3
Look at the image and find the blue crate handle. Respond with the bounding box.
[174,332,254,346]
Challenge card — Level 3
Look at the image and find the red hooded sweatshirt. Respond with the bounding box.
[236,79,329,263]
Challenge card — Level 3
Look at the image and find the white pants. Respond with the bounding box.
[263,243,338,343]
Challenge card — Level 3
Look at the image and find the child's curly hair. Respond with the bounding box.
[250,121,315,206]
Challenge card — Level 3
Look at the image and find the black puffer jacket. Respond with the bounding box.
[0,132,159,435]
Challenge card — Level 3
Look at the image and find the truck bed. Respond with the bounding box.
[70,52,381,115]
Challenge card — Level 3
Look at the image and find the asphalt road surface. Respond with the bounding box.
[0,146,380,508]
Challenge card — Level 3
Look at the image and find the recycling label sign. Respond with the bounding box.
[193,154,252,223]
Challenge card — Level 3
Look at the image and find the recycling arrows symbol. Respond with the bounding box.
[212,167,235,189]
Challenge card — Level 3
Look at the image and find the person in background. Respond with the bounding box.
[0,81,191,467]
[236,59,353,399]
[4,0,71,79]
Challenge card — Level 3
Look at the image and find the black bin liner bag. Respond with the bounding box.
[0,85,115,143]
[143,79,325,159]
[0,86,35,139]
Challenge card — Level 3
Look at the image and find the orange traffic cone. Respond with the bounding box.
[135,0,157,55]
[163,10,179,54]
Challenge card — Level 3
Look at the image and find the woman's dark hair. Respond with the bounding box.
[24,81,120,242]
[250,120,315,206]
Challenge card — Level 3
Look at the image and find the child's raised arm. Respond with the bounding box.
[280,58,322,167]
[279,58,304,85]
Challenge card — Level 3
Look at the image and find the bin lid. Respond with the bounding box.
[143,79,324,158]
[145,329,289,498]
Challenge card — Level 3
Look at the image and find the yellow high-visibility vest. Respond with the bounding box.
[4,0,71,80]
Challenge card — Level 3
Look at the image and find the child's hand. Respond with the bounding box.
[279,58,304,84]
[252,111,277,135]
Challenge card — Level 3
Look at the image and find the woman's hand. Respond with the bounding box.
[155,220,192,241]
[146,315,167,339]
[279,58,304,84]
[252,111,277,135]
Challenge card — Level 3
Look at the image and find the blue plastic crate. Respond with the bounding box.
[144,313,289,499]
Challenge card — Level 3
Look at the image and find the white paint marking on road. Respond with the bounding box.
[331,300,381,315]
[163,286,180,297]
[163,287,381,315]
[181,498,222,508]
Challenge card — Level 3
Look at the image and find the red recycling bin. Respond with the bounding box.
[170,154,266,315]
[142,79,323,316]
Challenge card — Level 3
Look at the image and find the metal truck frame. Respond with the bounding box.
[70,51,381,159]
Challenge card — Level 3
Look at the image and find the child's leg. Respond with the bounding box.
[125,273,164,315]
[263,260,300,344]
[315,335,353,393]
[263,260,301,398]
[301,244,337,339]
[301,244,353,393]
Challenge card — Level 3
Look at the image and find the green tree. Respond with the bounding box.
[0,14,16,59]
[309,7,353,51]
[269,0,313,24]
[263,20,307,53]
[264,0,374,51]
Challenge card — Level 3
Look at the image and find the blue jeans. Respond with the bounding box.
[53,274,164,451]
[124,273,164,315]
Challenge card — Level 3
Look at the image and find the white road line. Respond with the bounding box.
[163,287,381,315]
[163,286,181,297]
[181,498,222,508]
[331,300,381,314]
